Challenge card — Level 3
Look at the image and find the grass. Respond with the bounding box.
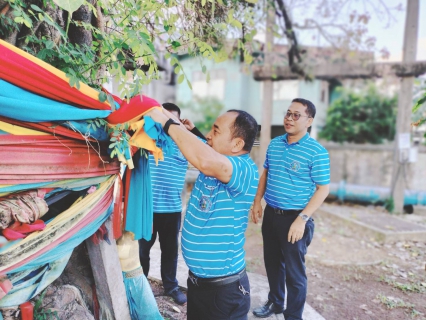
[378,276,426,293]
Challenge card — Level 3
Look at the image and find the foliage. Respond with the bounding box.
[33,289,60,320]
[412,84,426,141]
[319,86,397,144]
[179,97,224,134]
[0,0,257,98]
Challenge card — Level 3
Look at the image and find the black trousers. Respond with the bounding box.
[262,205,314,320]
[139,212,181,293]
[187,272,251,320]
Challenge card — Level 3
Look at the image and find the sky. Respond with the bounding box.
[255,0,426,62]
[368,0,426,61]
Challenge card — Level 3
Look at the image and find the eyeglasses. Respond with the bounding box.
[285,111,311,121]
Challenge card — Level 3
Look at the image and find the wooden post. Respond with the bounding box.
[391,0,419,213]
[258,3,275,170]
[86,218,131,320]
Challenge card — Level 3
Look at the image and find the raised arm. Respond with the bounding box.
[146,108,233,183]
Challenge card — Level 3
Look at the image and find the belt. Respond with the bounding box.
[188,269,246,287]
[267,205,301,215]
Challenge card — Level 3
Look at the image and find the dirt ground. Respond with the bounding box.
[244,203,426,320]
[150,279,188,320]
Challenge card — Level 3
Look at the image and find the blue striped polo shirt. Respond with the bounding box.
[181,154,259,278]
[264,133,330,210]
[149,141,188,213]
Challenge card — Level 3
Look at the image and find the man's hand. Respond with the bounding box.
[288,217,306,244]
[251,201,263,224]
[181,118,195,131]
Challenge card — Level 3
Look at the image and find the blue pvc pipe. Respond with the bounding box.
[329,181,426,206]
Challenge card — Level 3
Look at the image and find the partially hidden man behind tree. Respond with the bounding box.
[251,98,330,320]
[139,103,205,305]
[145,107,259,320]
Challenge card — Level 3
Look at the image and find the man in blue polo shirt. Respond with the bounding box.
[251,98,330,320]
[145,107,259,320]
[139,103,205,305]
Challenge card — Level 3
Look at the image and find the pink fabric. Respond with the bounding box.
[0,276,13,299]
[2,220,46,241]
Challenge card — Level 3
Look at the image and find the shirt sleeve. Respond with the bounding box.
[310,149,330,185]
[263,143,272,169]
[224,156,252,198]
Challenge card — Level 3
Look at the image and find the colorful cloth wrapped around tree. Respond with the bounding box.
[0,39,170,318]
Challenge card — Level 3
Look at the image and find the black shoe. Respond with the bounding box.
[252,300,284,318]
[167,287,187,305]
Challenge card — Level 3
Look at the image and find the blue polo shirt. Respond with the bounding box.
[149,141,187,213]
[181,154,259,278]
[264,133,330,210]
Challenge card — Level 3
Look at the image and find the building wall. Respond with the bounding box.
[177,56,329,139]
[324,142,426,191]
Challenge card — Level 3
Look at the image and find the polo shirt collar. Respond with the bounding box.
[281,132,309,145]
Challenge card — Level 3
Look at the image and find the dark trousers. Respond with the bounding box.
[139,212,181,293]
[187,272,250,320]
[262,205,314,320]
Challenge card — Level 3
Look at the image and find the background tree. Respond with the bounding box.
[179,97,224,134]
[319,86,397,144]
[0,0,257,99]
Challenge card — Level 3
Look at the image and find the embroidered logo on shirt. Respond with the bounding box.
[290,160,301,172]
[199,196,212,212]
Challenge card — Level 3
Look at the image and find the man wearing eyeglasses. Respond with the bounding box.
[251,98,330,320]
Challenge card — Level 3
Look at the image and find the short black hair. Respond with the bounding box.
[292,98,316,118]
[162,102,181,117]
[227,109,258,152]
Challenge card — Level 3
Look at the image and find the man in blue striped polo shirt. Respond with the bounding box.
[145,107,259,320]
[251,98,330,320]
[139,103,205,305]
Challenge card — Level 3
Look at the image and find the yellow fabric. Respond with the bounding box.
[0,39,110,109]
[108,107,164,166]
[0,176,116,273]
[0,121,48,136]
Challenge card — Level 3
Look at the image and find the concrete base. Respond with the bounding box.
[86,218,131,320]
[319,204,426,243]
[149,240,325,320]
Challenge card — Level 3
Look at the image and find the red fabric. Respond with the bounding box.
[122,167,132,231]
[0,135,120,184]
[0,42,110,111]
[0,189,113,275]
[0,116,98,141]
[20,302,34,320]
[2,220,45,240]
[112,175,123,239]
[106,94,160,124]
[92,284,100,320]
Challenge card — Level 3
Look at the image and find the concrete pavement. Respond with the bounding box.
[149,240,325,320]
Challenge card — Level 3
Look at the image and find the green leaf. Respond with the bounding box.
[45,40,54,50]
[174,65,181,74]
[164,25,170,32]
[413,93,426,113]
[171,41,181,48]
[52,0,85,13]
[186,79,193,90]
[30,4,44,12]
[202,0,207,6]
[177,74,185,84]
[99,91,107,102]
